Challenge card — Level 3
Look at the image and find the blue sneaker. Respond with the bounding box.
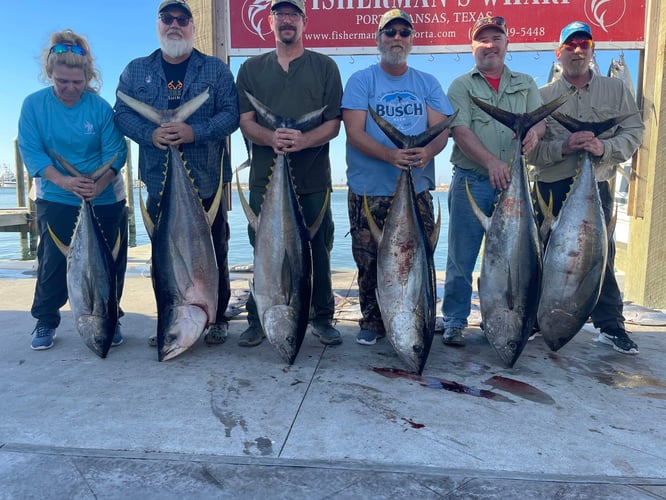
[111,323,124,347]
[31,326,56,350]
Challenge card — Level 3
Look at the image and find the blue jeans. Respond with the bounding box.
[442,168,499,328]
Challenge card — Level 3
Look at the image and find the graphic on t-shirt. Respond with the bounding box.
[375,91,424,134]
[167,80,183,105]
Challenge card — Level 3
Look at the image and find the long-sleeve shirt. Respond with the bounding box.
[18,88,127,206]
[448,65,543,177]
[114,49,239,200]
[529,72,643,183]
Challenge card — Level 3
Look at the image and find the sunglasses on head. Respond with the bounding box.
[382,28,413,38]
[49,43,86,56]
[562,39,593,51]
[159,13,191,27]
[475,16,506,30]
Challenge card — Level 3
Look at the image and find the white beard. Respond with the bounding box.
[159,36,193,59]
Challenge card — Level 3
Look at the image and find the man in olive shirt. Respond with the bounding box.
[235,0,343,347]
[441,16,544,346]
[530,21,643,354]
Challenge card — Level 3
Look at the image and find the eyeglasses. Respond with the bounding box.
[561,39,593,51]
[49,43,87,56]
[381,28,413,38]
[159,13,191,27]
[272,11,303,21]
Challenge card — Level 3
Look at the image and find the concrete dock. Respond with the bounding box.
[1,245,665,499]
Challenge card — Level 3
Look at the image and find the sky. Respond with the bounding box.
[2,1,641,186]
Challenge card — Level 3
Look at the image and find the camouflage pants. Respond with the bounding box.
[348,190,435,333]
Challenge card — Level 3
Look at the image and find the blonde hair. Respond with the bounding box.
[41,29,102,94]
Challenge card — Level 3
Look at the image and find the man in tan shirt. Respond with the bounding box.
[530,21,643,354]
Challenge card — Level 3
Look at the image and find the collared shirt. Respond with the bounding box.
[448,65,543,177]
[114,49,239,200]
[236,49,343,195]
[529,72,643,183]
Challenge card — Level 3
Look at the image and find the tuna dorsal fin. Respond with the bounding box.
[550,112,637,136]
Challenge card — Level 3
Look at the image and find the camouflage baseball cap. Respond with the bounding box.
[378,9,413,31]
[158,0,192,17]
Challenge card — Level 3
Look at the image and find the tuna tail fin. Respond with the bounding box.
[51,151,117,181]
[367,106,458,149]
[244,91,326,130]
[550,111,637,136]
[470,92,573,140]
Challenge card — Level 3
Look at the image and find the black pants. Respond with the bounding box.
[32,199,128,329]
[534,178,625,331]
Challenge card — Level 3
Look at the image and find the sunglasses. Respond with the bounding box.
[562,39,593,51]
[382,28,414,38]
[159,13,191,27]
[49,43,87,56]
[474,16,506,30]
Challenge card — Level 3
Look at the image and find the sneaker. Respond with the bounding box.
[238,324,265,347]
[598,327,639,355]
[204,323,228,345]
[311,321,342,345]
[111,323,124,347]
[528,324,541,342]
[356,329,378,346]
[31,325,56,350]
[148,334,157,347]
[442,327,465,346]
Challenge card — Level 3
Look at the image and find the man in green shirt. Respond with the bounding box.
[441,15,544,346]
[235,0,343,347]
[530,21,643,354]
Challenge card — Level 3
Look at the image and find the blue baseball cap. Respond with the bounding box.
[559,21,592,45]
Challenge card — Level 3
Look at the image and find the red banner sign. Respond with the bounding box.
[229,0,646,55]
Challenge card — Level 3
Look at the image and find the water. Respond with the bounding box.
[0,187,451,270]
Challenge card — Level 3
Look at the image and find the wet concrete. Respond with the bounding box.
[1,246,665,499]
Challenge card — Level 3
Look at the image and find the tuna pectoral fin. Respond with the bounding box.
[465,180,491,232]
[159,305,208,361]
[505,266,514,310]
[308,189,331,240]
[138,186,155,239]
[430,199,441,251]
[363,192,383,243]
[280,251,295,305]
[205,169,225,227]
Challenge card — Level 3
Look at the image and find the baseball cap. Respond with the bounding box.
[271,0,306,15]
[378,9,413,32]
[559,21,593,45]
[471,16,507,40]
[158,0,192,17]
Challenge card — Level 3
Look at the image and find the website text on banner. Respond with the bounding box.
[229,0,646,55]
